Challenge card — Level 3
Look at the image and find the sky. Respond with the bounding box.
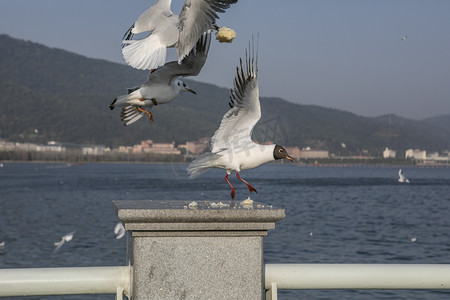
[1,0,449,120]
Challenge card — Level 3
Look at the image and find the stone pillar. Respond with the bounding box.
[113,200,285,300]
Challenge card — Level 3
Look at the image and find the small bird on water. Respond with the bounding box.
[187,40,294,199]
[110,33,211,126]
[398,168,410,183]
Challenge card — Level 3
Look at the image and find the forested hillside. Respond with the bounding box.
[1,34,449,155]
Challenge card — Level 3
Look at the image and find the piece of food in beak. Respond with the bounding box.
[216,27,236,43]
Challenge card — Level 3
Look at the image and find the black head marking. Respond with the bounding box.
[273,145,292,161]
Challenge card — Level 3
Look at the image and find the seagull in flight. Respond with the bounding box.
[114,222,126,239]
[110,33,211,126]
[54,231,75,253]
[122,0,237,70]
[0,241,5,255]
[187,41,294,199]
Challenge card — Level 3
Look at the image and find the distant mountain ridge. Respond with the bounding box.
[1,34,449,155]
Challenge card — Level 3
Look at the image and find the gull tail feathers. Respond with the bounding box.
[109,98,117,110]
[109,94,129,110]
[187,153,220,179]
[121,105,145,126]
[122,35,166,70]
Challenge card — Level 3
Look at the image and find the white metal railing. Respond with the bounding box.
[0,266,132,299]
[3,264,450,299]
[265,264,450,300]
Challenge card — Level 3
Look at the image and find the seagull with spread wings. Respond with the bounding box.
[187,41,294,199]
[114,222,126,239]
[53,231,75,253]
[122,0,237,70]
[110,33,211,126]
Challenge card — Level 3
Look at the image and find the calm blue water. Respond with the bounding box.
[1,162,450,299]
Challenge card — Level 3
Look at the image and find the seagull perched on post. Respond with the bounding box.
[187,40,294,199]
[110,33,211,126]
[122,0,237,70]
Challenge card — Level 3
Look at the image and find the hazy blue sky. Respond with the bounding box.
[1,0,449,120]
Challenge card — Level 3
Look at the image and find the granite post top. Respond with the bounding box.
[113,200,285,232]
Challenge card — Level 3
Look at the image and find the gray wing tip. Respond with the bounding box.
[229,36,258,105]
[177,32,212,75]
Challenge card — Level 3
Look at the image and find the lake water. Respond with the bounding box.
[1,162,450,299]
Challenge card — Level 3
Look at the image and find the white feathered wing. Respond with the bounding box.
[187,47,259,178]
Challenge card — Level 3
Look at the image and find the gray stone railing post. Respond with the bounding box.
[113,200,285,300]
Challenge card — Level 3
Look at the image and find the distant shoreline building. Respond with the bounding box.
[2,137,449,166]
[405,149,426,159]
[383,147,396,158]
[179,137,210,155]
[134,140,181,155]
[405,148,450,166]
[286,146,329,160]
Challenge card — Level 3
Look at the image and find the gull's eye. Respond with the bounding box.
[178,82,181,86]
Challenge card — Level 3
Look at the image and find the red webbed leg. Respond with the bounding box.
[225,173,236,200]
[236,171,258,193]
[137,106,154,122]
